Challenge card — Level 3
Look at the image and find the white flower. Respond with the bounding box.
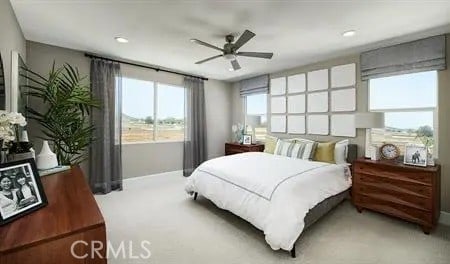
[6,112,27,126]
[0,111,27,142]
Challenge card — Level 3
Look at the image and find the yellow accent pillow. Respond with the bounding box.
[264,135,278,154]
[314,141,336,163]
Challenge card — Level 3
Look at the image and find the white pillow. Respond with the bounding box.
[334,139,349,164]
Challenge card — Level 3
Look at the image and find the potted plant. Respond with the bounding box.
[21,63,99,165]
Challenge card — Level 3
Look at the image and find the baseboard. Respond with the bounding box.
[123,170,183,182]
[439,211,450,226]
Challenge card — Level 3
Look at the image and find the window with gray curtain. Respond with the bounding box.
[360,35,446,80]
[89,59,123,193]
[183,77,207,176]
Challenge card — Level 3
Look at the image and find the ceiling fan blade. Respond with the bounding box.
[237,51,273,59]
[190,39,224,52]
[195,54,223,64]
[231,59,241,71]
[233,30,256,50]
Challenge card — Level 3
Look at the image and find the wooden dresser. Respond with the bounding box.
[0,166,106,264]
[225,142,265,155]
[352,158,440,234]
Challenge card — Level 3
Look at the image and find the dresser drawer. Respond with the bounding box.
[353,194,432,226]
[353,183,432,211]
[354,163,432,185]
[354,173,432,198]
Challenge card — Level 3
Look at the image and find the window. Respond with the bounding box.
[122,78,154,143]
[245,93,267,141]
[156,84,184,141]
[369,71,437,155]
[121,77,184,143]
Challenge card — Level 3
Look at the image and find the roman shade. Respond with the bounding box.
[360,35,446,80]
[239,74,269,96]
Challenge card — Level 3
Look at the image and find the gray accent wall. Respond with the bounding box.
[0,0,26,108]
[25,41,232,179]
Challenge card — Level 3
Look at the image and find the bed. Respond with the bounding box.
[185,144,357,257]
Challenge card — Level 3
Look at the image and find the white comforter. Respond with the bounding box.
[185,152,351,251]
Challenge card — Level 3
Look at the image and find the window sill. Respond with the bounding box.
[122,140,184,145]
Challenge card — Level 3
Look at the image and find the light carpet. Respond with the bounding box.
[95,171,450,264]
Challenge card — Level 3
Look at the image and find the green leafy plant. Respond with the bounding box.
[21,63,100,165]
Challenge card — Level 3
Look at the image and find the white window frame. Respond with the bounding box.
[368,71,438,157]
[122,79,185,144]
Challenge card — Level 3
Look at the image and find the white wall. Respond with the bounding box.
[25,41,232,178]
[0,0,26,110]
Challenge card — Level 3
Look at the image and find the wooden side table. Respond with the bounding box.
[352,158,440,234]
[225,142,265,155]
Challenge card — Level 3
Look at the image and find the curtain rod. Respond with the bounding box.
[84,53,208,81]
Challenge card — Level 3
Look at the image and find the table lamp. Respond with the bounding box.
[355,112,385,158]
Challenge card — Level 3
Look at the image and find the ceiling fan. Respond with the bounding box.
[191,30,273,71]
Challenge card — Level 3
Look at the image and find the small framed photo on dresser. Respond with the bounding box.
[0,159,48,226]
[404,145,427,167]
[242,135,252,145]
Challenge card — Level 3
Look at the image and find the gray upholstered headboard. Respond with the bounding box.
[347,144,358,164]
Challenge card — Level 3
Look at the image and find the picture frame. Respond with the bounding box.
[242,135,252,145]
[404,145,427,167]
[0,159,48,226]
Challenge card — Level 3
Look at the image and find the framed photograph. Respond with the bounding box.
[0,159,48,225]
[243,135,252,145]
[404,145,427,167]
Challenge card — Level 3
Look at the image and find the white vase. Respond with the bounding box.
[36,141,58,170]
[21,130,29,142]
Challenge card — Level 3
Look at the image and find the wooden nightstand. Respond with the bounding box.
[225,142,265,155]
[352,158,441,234]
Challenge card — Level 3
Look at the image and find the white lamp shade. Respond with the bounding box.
[246,115,261,127]
[355,112,385,128]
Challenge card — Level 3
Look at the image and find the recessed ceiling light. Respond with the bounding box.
[342,30,356,37]
[228,68,234,72]
[115,37,129,43]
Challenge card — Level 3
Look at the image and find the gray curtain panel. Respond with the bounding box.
[361,35,446,80]
[89,59,123,193]
[183,77,207,176]
[239,74,269,96]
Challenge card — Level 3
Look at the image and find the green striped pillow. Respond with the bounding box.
[274,139,318,160]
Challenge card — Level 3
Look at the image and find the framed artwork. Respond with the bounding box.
[0,159,48,225]
[242,135,252,145]
[404,145,427,167]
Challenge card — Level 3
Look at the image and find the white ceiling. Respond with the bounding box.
[10,0,450,82]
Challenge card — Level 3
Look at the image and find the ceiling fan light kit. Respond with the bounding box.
[191,29,273,71]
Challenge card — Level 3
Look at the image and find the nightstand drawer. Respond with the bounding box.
[225,143,265,156]
[353,194,431,225]
[354,173,432,198]
[226,146,245,153]
[354,184,432,211]
[354,163,432,185]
